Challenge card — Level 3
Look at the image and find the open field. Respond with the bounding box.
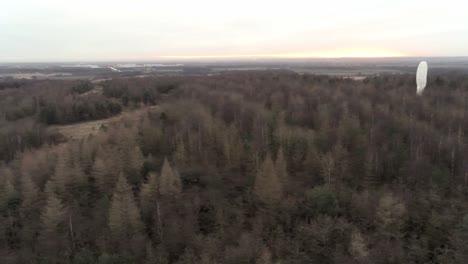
[0,72,74,79]
[2,57,468,81]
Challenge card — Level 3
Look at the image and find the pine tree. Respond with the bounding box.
[108,174,143,240]
[129,146,145,171]
[98,145,123,180]
[222,124,243,169]
[199,253,215,264]
[320,153,335,185]
[349,228,369,260]
[0,167,14,186]
[91,157,111,194]
[145,244,169,264]
[376,191,406,237]
[50,146,71,196]
[145,242,168,264]
[69,164,86,189]
[40,191,66,235]
[158,158,182,197]
[120,145,145,190]
[304,146,321,180]
[0,179,20,211]
[254,154,283,206]
[230,127,244,169]
[256,246,273,264]
[275,147,289,190]
[140,172,159,220]
[175,248,198,264]
[19,172,40,246]
[38,185,67,260]
[174,141,188,168]
[18,149,51,194]
[0,178,21,247]
[78,139,95,173]
[20,172,39,209]
[0,175,15,252]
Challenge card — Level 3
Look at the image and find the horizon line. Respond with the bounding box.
[2,56,468,64]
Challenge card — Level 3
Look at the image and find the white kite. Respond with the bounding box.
[416,61,428,95]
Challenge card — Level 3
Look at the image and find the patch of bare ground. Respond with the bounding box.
[80,86,103,96]
[48,105,159,140]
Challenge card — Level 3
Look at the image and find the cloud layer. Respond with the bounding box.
[1,0,467,62]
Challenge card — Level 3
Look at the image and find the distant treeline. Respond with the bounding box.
[101,77,179,105]
[0,78,30,90]
[38,98,122,125]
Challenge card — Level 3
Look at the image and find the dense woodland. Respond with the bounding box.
[1,71,468,263]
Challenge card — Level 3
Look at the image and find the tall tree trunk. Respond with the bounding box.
[69,215,76,251]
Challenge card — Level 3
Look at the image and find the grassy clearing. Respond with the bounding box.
[49,106,158,140]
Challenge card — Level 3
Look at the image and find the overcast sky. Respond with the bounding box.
[1,0,467,62]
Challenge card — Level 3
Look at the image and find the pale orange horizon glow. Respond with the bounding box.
[160,49,405,60]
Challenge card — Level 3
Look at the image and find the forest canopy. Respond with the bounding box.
[0,71,468,263]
